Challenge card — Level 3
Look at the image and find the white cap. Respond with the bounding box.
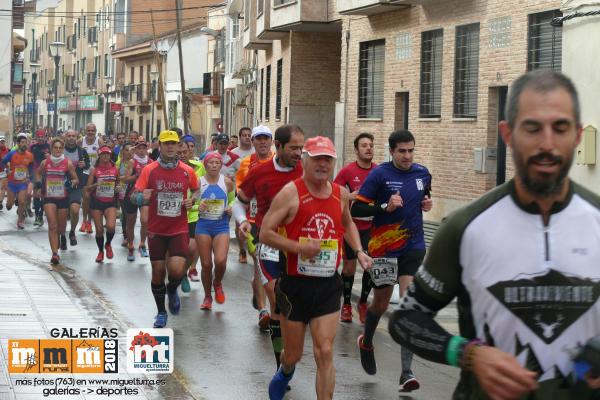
[251,125,272,139]
[0,136,5,141]
[17,132,28,139]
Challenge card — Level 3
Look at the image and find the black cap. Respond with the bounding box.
[216,134,229,143]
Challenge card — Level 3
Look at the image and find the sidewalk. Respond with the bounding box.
[0,243,195,400]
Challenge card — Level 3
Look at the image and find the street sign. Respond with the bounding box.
[47,103,55,112]
[110,103,123,112]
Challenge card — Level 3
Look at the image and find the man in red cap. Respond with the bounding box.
[260,136,373,400]
[30,129,50,226]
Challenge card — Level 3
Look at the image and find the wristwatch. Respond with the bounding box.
[380,203,388,211]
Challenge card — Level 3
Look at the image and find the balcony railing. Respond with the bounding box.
[337,0,419,15]
[270,0,338,32]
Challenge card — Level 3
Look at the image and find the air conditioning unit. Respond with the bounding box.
[235,84,246,106]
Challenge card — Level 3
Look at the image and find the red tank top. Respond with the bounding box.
[133,158,149,177]
[44,159,69,199]
[283,179,345,278]
[93,163,118,202]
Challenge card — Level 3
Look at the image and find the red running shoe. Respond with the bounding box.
[340,304,353,323]
[357,301,368,325]
[200,296,213,310]
[105,244,114,259]
[95,251,104,263]
[214,284,226,304]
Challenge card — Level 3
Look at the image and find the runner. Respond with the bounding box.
[231,127,254,264]
[260,136,373,400]
[389,70,600,398]
[333,133,377,323]
[35,137,78,264]
[351,129,432,391]
[80,123,104,234]
[0,136,9,210]
[196,152,234,310]
[228,134,238,150]
[63,129,90,246]
[131,130,200,328]
[117,142,133,248]
[179,141,205,290]
[30,130,50,226]
[122,139,151,260]
[233,125,304,372]
[211,134,239,182]
[1,133,34,229]
[86,146,119,263]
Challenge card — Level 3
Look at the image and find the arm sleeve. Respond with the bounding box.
[227,190,235,205]
[351,201,384,218]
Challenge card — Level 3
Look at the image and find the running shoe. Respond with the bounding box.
[33,217,42,227]
[167,290,181,314]
[214,284,226,304]
[16,221,24,230]
[239,250,247,264]
[357,301,368,325]
[181,276,191,293]
[139,246,149,257]
[85,222,93,234]
[95,251,104,263]
[200,296,213,310]
[399,370,420,392]
[268,367,294,400]
[340,304,353,323]
[69,231,77,246]
[127,247,135,262]
[187,268,199,282]
[105,244,114,259]
[357,334,377,375]
[79,221,87,232]
[50,253,60,265]
[153,312,168,328]
[60,234,67,251]
[258,309,270,330]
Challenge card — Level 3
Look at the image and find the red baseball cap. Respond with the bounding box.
[98,146,112,155]
[135,139,148,147]
[35,129,45,138]
[303,136,337,159]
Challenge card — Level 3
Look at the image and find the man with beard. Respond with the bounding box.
[388,70,600,398]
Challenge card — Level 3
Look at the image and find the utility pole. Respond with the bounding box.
[174,0,189,134]
[150,10,169,131]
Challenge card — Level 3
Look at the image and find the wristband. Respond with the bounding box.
[136,192,144,206]
[460,339,485,371]
[446,335,468,367]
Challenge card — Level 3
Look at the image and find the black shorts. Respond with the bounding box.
[371,249,426,289]
[343,229,371,261]
[123,194,139,214]
[43,197,69,209]
[275,273,343,324]
[90,197,117,212]
[68,188,82,205]
[188,221,196,238]
[148,232,189,261]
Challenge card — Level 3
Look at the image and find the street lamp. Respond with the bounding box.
[74,79,81,131]
[30,63,40,133]
[22,70,29,129]
[150,69,159,141]
[49,41,64,135]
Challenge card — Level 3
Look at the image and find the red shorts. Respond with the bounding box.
[148,232,189,261]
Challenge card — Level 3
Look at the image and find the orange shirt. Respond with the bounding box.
[235,151,274,191]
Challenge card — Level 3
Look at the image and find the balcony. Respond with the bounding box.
[337,0,414,16]
[256,0,287,40]
[270,0,341,32]
[242,0,271,50]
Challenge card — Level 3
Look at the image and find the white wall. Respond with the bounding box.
[562,0,600,194]
[165,33,209,91]
[0,0,12,95]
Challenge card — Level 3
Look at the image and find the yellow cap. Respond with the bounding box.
[158,130,180,143]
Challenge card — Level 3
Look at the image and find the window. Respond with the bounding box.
[265,65,271,120]
[276,59,282,120]
[358,39,385,119]
[257,0,263,16]
[419,29,443,118]
[104,54,109,77]
[232,15,240,39]
[260,68,264,120]
[528,10,562,71]
[454,23,480,118]
[396,32,411,60]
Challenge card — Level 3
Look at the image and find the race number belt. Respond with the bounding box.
[297,238,338,278]
[157,192,183,217]
[14,167,28,181]
[46,178,65,198]
[259,243,279,262]
[369,258,398,286]
[96,180,115,199]
[199,199,225,220]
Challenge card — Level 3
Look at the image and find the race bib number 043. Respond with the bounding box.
[297,238,338,278]
[158,192,183,217]
[369,258,398,286]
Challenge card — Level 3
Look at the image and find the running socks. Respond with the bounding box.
[363,310,381,347]
[106,230,115,245]
[342,272,354,306]
[359,272,373,303]
[95,235,105,252]
[151,283,167,313]
[270,320,283,368]
[166,277,182,294]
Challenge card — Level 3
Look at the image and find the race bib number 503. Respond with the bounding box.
[157,192,183,217]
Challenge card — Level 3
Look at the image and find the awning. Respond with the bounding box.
[12,31,27,51]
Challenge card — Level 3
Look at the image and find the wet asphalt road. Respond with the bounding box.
[0,210,459,399]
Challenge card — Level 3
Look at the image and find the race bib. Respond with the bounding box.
[157,192,183,217]
[96,180,115,199]
[297,238,338,277]
[199,199,225,220]
[369,258,398,286]
[259,244,279,262]
[0,170,7,179]
[250,198,258,218]
[14,167,27,181]
[46,178,65,198]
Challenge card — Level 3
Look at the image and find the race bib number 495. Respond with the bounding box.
[158,192,183,217]
[297,238,338,278]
